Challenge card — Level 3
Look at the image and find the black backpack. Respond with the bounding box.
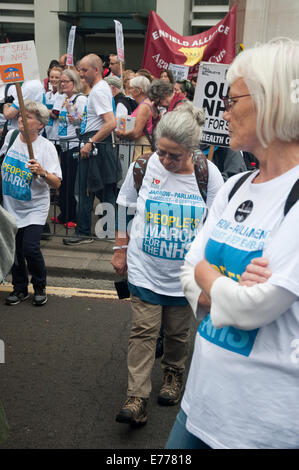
[114,93,138,115]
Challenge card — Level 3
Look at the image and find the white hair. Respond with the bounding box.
[24,100,50,126]
[227,38,299,147]
[155,102,205,151]
[130,75,151,95]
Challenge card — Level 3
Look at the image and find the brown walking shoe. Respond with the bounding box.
[116,396,148,425]
[158,369,183,406]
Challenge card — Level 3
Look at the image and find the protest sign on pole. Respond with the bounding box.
[143,6,236,80]
[66,26,77,67]
[114,20,125,62]
[0,40,40,160]
[193,62,230,148]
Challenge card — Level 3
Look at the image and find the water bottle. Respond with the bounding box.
[66,99,79,122]
[73,144,98,159]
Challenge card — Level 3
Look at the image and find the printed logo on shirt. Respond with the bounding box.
[80,104,87,134]
[199,223,268,356]
[2,151,33,201]
[234,200,254,222]
[151,177,161,189]
[58,110,68,136]
[199,315,259,357]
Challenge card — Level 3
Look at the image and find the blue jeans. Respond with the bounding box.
[165,409,211,449]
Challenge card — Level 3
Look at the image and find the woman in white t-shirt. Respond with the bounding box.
[51,69,87,228]
[1,100,61,307]
[166,39,299,449]
[112,102,223,426]
[44,66,63,142]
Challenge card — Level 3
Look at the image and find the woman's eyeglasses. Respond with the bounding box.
[223,94,251,111]
[60,79,72,84]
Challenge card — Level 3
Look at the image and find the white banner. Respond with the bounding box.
[193,62,230,147]
[0,41,40,86]
[168,63,189,82]
[66,26,77,66]
[114,20,125,62]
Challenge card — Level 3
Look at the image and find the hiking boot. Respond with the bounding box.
[158,369,183,406]
[116,396,148,425]
[32,288,47,306]
[5,290,30,306]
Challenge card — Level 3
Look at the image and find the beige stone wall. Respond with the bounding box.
[156,0,191,35]
[34,0,68,78]
[243,0,299,47]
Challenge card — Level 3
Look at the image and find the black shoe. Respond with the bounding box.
[63,236,94,246]
[32,288,47,306]
[5,290,30,306]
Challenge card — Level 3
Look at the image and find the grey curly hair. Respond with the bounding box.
[154,102,205,152]
[148,79,174,102]
[24,100,50,126]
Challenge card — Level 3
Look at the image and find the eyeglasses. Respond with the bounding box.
[60,79,72,84]
[223,94,251,111]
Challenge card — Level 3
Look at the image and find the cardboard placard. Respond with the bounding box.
[193,62,230,148]
[0,41,39,85]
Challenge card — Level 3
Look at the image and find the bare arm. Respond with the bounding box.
[116,103,151,140]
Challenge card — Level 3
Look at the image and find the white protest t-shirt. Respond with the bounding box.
[9,80,46,129]
[182,166,299,449]
[117,152,223,296]
[80,80,113,134]
[54,93,87,150]
[1,131,62,228]
[45,91,64,142]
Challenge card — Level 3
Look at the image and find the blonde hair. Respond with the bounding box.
[227,38,299,147]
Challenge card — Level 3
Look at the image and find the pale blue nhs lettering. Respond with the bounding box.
[199,315,258,357]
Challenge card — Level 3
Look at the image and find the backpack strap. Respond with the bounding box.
[133,151,209,202]
[228,172,298,218]
[193,151,208,203]
[7,129,19,152]
[228,171,253,201]
[284,179,299,216]
[72,93,83,105]
[133,153,153,193]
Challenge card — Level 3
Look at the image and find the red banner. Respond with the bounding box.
[142,6,237,79]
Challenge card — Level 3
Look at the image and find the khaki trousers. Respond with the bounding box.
[127,295,193,399]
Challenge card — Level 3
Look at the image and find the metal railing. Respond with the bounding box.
[45,138,152,240]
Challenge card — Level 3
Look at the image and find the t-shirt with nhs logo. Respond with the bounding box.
[117,152,223,296]
[182,166,299,449]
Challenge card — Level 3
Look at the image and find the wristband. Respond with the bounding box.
[88,138,95,148]
[41,171,48,179]
[112,245,128,251]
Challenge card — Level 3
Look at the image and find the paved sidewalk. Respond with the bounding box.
[40,228,118,281]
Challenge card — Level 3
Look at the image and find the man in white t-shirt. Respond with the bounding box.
[63,54,118,245]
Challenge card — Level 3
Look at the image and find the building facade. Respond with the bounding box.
[0,1,299,79]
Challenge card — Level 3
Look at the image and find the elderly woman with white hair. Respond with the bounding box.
[112,102,223,426]
[166,39,299,449]
[1,100,61,307]
[115,75,153,159]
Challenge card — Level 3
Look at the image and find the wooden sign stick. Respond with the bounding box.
[15,82,35,161]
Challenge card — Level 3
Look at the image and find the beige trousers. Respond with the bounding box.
[127,295,193,399]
